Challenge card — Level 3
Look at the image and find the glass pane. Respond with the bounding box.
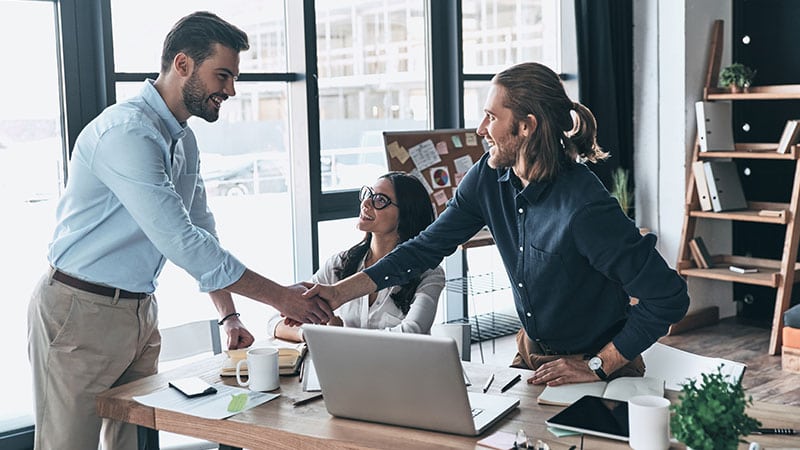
[316,0,428,192]
[110,0,287,73]
[464,80,492,126]
[0,0,63,423]
[116,81,293,334]
[462,0,560,74]
[317,217,362,269]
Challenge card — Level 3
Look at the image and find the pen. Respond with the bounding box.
[482,373,495,393]
[292,393,323,407]
[500,374,522,393]
[753,427,796,435]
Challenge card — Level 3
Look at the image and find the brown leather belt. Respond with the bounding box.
[52,269,149,300]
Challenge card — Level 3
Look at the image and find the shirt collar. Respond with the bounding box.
[497,166,550,203]
[141,79,187,141]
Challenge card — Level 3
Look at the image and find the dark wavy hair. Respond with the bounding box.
[160,11,250,74]
[334,172,435,314]
[493,62,607,182]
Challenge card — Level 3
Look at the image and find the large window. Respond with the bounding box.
[110,1,294,333]
[0,0,64,429]
[316,0,428,193]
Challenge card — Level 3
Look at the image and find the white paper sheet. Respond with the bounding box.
[133,382,279,420]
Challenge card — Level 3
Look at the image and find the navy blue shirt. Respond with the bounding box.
[364,153,689,360]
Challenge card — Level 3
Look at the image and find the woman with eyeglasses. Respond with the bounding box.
[268,171,445,341]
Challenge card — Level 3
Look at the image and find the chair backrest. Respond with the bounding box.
[641,342,746,391]
[159,319,222,362]
[430,322,471,361]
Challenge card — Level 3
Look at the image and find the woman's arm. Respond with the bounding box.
[384,266,445,334]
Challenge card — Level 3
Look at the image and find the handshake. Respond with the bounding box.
[279,281,337,326]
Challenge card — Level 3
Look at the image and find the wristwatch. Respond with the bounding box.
[588,355,608,380]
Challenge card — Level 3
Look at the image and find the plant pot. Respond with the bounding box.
[729,85,741,94]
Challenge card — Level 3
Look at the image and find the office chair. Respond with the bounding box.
[137,319,239,450]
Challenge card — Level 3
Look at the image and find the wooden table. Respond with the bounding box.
[96,355,800,449]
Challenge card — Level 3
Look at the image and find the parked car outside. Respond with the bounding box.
[202,152,288,196]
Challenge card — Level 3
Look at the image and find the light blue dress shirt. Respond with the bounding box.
[48,80,246,293]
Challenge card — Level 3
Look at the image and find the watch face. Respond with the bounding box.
[588,356,602,370]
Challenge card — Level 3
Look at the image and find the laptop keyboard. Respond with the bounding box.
[471,407,484,418]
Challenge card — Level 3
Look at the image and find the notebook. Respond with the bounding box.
[302,325,519,436]
[537,376,664,406]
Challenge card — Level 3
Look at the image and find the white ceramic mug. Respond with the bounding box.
[236,347,280,392]
[628,395,671,450]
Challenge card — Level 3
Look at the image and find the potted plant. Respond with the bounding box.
[610,167,633,219]
[670,366,761,450]
[718,63,756,93]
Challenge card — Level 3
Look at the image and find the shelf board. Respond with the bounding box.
[688,203,790,225]
[697,143,799,159]
[705,84,800,100]
[678,255,800,287]
[679,266,780,287]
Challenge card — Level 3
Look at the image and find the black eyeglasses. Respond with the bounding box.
[359,185,398,210]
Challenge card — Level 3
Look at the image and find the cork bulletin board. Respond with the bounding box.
[382,128,487,216]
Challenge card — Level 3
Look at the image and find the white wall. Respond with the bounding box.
[633,1,737,318]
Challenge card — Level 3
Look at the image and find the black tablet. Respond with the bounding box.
[544,395,629,441]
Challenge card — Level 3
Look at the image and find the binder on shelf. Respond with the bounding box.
[692,161,713,211]
[695,101,734,152]
[689,237,713,269]
[703,160,747,212]
[776,119,800,154]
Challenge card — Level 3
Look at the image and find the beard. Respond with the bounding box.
[182,71,220,122]
[487,121,527,169]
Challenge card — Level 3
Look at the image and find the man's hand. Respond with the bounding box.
[276,283,333,324]
[301,282,338,308]
[328,315,343,327]
[222,316,255,350]
[527,355,599,386]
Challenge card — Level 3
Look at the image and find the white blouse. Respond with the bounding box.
[268,252,445,336]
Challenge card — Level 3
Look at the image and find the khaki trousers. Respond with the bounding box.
[27,269,160,450]
[510,328,646,379]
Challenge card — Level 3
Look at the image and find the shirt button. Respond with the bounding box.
[519,246,523,252]
[384,276,389,280]
[518,208,524,214]
[406,269,412,273]
[517,282,523,288]
[535,338,541,342]
[526,312,532,317]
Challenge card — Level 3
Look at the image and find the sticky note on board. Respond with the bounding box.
[396,145,410,164]
[465,133,478,146]
[454,171,465,186]
[451,135,463,148]
[435,140,449,155]
[433,190,449,206]
[387,141,401,159]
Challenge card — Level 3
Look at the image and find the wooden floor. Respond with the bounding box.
[471,317,800,406]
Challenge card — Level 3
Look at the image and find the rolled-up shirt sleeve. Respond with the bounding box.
[383,266,445,334]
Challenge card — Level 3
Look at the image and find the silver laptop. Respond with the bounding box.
[302,324,519,436]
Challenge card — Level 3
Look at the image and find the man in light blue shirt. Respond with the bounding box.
[27,12,331,450]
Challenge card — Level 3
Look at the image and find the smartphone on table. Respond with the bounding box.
[168,377,217,398]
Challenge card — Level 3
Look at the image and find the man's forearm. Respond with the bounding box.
[329,272,378,309]
[209,289,237,318]
[225,268,285,307]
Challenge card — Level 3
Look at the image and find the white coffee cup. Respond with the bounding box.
[236,347,280,392]
[628,395,671,450]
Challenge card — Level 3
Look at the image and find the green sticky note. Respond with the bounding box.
[227,393,248,412]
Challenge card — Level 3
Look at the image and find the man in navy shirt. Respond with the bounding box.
[305,62,689,386]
